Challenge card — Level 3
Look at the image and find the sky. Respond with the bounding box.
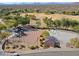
[0,0,79,3]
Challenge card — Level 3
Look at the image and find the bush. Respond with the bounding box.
[35,46,39,49]
[6,46,10,49]
[0,32,10,40]
[62,11,79,15]
[39,39,45,47]
[20,45,26,49]
[29,45,39,50]
[43,17,79,32]
[0,24,7,30]
[5,19,17,28]
[40,35,43,37]
[68,38,79,48]
[43,17,54,28]
[39,31,49,48]
[12,45,19,49]
[40,38,45,41]
[72,25,79,32]
[40,31,49,37]
[44,10,55,14]
[43,44,50,49]
[32,25,39,29]
[40,44,43,47]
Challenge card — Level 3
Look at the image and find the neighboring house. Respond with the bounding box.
[43,36,61,48]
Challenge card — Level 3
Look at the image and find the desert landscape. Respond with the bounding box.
[0,2,79,56]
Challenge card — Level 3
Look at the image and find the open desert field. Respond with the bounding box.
[20,13,79,27]
[21,13,79,20]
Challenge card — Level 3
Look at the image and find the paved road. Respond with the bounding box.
[0,48,79,56]
[19,48,79,56]
[21,51,79,56]
[1,51,79,56]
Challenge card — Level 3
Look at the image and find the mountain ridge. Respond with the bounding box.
[0,2,76,5]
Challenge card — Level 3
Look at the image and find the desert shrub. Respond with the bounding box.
[32,25,39,29]
[40,41,44,44]
[0,32,10,40]
[6,46,10,49]
[72,25,79,32]
[43,17,79,32]
[5,19,17,28]
[43,44,50,49]
[40,31,49,37]
[13,15,30,25]
[54,44,61,48]
[32,20,41,29]
[35,20,41,28]
[39,31,49,47]
[35,46,39,49]
[0,9,10,16]
[3,16,13,20]
[52,20,62,27]
[40,44,43,47]
[28,15,37,20]
[62,11,79,15]
[12,45,19,49]
[40,38,45,41]
[68,38,79,48]
[29,45,39,50]
[40,38,43,41]
[40,35,43,37]
[44,10,55,14]
[19,45,26,49]
[43,17,54,28]
[0,24,7,30]
[39,38,45,47]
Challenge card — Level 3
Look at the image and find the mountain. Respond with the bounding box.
[0,2,79,11]
[0,2,75,5]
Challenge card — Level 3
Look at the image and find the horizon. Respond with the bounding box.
[0,2,75,4]
[0,0,79,3]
